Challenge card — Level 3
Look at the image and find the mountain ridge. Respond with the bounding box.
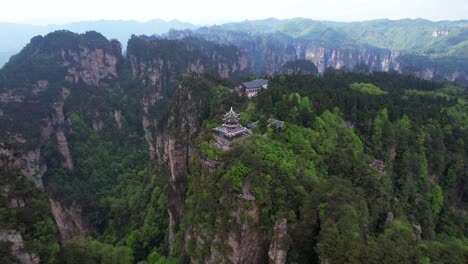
[2,17,467,84]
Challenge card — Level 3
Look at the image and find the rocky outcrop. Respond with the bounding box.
[114,110,123,129]
[0,229,40,264]
[31,80,49,95]
[0,183,32,209]
[154,75,214,253]
[6,195,31,208]
[52,102,73,170]
[55,131,73,169]
[412,223,422,240]
[159,135,192,254]
[142,115,157,160]
[167,30,398,74]
[302,46,398,73]
[385,212,394,226]
[185,202,266,264]
[59,33,121,87]
[268,218,289,264]
[49,198,90,242]
[0,147,46,190]
[91,112,104,131]
[156,88,203,253]
[167,29,467,84]
[222,204,265,264]
[0,92,24,103]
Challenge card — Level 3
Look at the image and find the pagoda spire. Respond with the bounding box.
[223,106,239,121]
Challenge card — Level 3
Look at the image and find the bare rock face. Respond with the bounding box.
[61,47,119,87]
[49,198,90,242]
[268,218,289,264]
[0,184,31,209]
[186,202,266,264]
[6,195,31,208]
[385,212,394,226]
[157,121,197,254]
[55,131,74,170]
[31,80,49,95]
[0,92,24,103]
[143,115,157,160]
[20,148,47,189]
[223,204,265,264]
[0,147,46,190]
[412,224,422,240]
[130,56,166,160]
[167,30,468,84]
[92,117,104,131]
[0,229,40,264]
[414,68,435,80]
[52,102,73,170]
[155,78,212,254]
[114,110,123,129]
[303,46,396,73]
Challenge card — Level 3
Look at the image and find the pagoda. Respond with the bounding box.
[213,107,252,150]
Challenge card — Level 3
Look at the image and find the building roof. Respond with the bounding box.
[223,107,239,121]
[268,118,284,129]
[241,79,268,89]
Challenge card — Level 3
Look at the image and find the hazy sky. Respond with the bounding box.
[1,0,467,24]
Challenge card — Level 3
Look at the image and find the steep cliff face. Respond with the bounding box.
[185,202,267,264]
[166,29,468,84]
[0,30,122,172]
[127,36,247,160]
[0,229,40,264]
[49,198,91,241]
[61,45,119,87]
[268,218,289,264]
[1,31,249,260]
[0,30,122,246]
[155,75,213,253]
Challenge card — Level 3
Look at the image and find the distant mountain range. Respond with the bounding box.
[1,17,467,84]
[0,19,198,65]
[164,18,468,83]
[216,18,468,57]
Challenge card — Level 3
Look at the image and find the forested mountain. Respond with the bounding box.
[2,18,468,84]
[218,18,468,55]
[0,29,467,264]
[165,18,468,84]
[0,19,198,67]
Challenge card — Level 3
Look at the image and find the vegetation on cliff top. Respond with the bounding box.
[180,72,468,263]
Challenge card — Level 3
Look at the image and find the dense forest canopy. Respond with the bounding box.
[180,71,468,263]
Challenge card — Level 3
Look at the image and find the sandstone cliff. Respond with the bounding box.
[127,36,247,160]
[185,201,267,264]
[268,218,290,264]
[0,30,122,248]
[155,75,213,253]
[166,29,468,84]
[0,229,40,264]
[49,198,90,241]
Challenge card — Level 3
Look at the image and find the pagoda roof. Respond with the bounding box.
[223,107,239,120]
